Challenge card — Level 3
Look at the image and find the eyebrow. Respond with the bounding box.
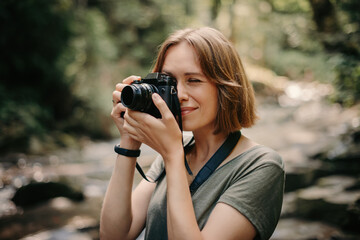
[162,70,204,77]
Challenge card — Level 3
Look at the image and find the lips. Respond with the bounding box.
[181,107,196,116]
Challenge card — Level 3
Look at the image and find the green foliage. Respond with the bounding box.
[260,0,360,105]
[57,8,119,138]
[330,0,360,104]
[0,0,74,115]
[1,0,359,153]
[0,0,78,152]
[239,1,332,82]
[0,0,181,153]
[265,47,336,82]
[336,0,360,26]
[94,0,176,68]
[0,0,128,152]
[268,0,310,13]
[261,10,330,81]
[331,57,360,106]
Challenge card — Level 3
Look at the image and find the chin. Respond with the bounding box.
[181,123,195,132]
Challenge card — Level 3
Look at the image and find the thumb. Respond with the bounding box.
[152,93,172,119]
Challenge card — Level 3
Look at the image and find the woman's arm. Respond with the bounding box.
[165,152,203,239]
[201,203,256,240]
[100,146,156,240]
[100,76,156,240]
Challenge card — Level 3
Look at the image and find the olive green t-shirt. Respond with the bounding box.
[144,144,284,240]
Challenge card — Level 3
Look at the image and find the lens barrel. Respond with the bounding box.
[121,83,157,112]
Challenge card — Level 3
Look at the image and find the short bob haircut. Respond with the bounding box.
[152,27,257,134]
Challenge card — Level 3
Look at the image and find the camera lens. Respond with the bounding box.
[121,83,157,112]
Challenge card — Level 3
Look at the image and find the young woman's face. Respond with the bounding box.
[162,41,219,133]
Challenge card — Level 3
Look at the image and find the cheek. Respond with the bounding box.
[202,91,218,114]
[208,88,219,108]
[209,98,219,116]
[190,84,218,113]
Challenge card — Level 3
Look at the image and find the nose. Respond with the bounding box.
[176,80,188,102]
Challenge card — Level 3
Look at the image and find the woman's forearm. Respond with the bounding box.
[165,153,203,240]
[100,142,138,240]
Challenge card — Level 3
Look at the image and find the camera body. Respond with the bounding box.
[121,72,178,118]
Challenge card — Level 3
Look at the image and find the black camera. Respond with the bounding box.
[121,72,179,118]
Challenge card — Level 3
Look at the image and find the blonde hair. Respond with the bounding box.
[153,27,257,134]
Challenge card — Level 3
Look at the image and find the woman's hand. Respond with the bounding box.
[123,93,183,158]
[111,75,142,149]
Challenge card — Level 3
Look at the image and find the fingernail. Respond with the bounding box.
[152,93,160,100]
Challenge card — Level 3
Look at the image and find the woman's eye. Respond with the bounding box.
[188,78,201,83]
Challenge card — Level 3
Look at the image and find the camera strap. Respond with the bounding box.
[154,132,241,194]
[189,131,241,193]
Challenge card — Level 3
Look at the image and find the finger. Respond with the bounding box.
[115,83,126,92]
[111,101,127,119]
[112,90,121,106]
[125,109,146,128]
[123,75,141,85]
[123,118,151,144]
[124,110,136,126]
[115,76,141,91]
[152,93,173,120]
[123,119,142,141]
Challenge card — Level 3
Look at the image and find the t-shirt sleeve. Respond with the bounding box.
[218,158,285,240]
[146,155,165,181]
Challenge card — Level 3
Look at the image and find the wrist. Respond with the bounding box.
[114,145,141,157]
[119,136,142,150]
[164,148,185,169]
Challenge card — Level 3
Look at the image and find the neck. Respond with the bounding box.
[190,129,228,164]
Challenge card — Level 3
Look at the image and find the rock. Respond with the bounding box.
[0,195,102,240]
[271,218,358,240]
[11,181,84,208]
[21,228,93,240]
[285,165,319,192]
[294,175,360,233]
[281,192,298,217]
[345,198,360,233]
[312,127,360,175]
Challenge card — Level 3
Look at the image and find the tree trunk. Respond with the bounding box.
[211,0,222,21]
[308,0,340,33]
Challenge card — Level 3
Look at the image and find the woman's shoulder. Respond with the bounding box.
[232,143,284,170]
[248,145,283,163]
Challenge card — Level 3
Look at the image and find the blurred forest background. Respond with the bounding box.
[0,0,359,154]
[1,0,360,239]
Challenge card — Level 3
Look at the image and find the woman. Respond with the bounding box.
[101,27,284,240]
